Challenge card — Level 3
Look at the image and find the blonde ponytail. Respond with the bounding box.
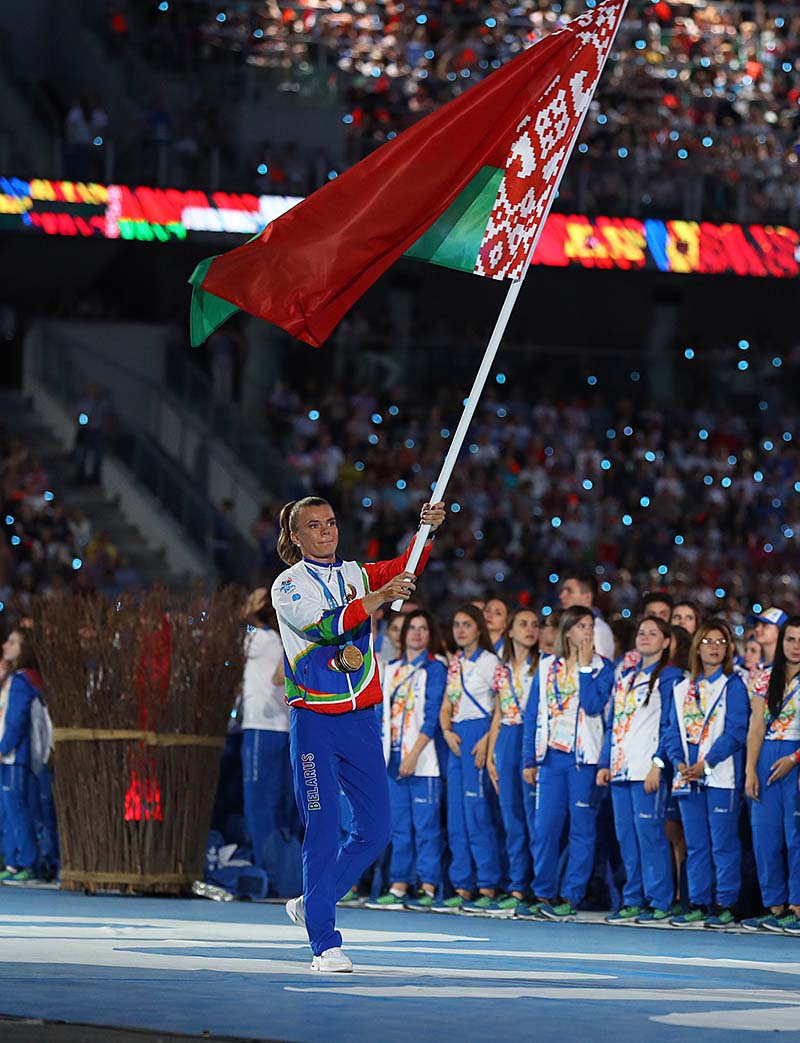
[276,496,331,565]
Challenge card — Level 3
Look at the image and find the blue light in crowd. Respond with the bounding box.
[416,13,427,23]
[728,455,737,465]
[784,527,795,539]
[773,357,783,368]
[424,49,435,59]
[674,534,684,545]
[474,530,484,540]
[10,535,21,546]
[354,461,365,471]
[700,57,711,67]
[715,588,726,599]
[361,498,372,508]
[468,444,479,454]
[93,136,103,147]
[702,136,713,148]
[328,170,338,180]
[440,428,450,438]
[601,459,611,471]
[634,39,646,49]
[545,446,554,457]
[735,625,745,637]
[405,439,415,448]
[658,565,669,576]
[677,149,688,160]
[630,370,640,382]
[684,348,695,359]
[669,130,680,141]
[549,573,559,584]
[542,605,553,617]
[578,143,589,154]
[216,11,226,22]
[371,413,382,424]
[698,428,708,441]
[253,27,263,38]
[754,470,764,482]
[623,426,633,436]
[783,432,792,442]
[738,339,750,350]
[621,608,631,619]
[307,409,320,421]
[783,61,792,71]
[455,547,465,558]
[0,602,4,612]
[496,372,506,384]
[551,516,562,529]
[451,503,461,513]
[582,479,593,490]
[703,475,713,486]
[721,477,732,488]
[587,375,597,386]
[460,69,470,78]
[72,557,82,570]
[622,514,633,527]
[606,428,616,439]
[752,602,763,614]
[342,115,354,125]
[764,543,774,553]
[396,479,406,490]
[494,572,505,582]
[158,1,169,10]
[645,451,656,462]
[738,360,749,371]
[618,147,628,159]
[368,434,379,445]
[764,440,774,451]
[597,114,607,125]
[497,407,507,418]
[484,17,497,27]
[601,581,612,592]
[78,413,89,426]
[388,405,399,416]
[640,496,650,507]
[759,401,769,411]
[463,398,469,406]
[4,515,12,525]
[772,497,782,508]
[778,18,787,28]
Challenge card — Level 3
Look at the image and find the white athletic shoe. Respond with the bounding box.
[286,895,305,927]
[310,946,353,973]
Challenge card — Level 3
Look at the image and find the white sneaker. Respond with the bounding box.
[310,946,353,973]
[286,895,305,927]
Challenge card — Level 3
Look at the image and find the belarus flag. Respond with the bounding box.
[189,0,627,348]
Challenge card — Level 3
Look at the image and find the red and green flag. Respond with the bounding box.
[190,0,628,348]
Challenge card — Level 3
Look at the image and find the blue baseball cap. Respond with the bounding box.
[751,607,788,628]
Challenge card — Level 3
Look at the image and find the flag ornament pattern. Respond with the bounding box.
[189,0,628,347]
[476,2,626,280]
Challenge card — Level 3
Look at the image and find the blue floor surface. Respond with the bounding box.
[1,887,799,1041]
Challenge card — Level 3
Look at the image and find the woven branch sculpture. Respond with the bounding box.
[31,587,245,895]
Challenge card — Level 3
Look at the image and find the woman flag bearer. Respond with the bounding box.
[521,607,613,921]
[486,610,540,913]
[664,620,749,928]
[743,616,800,934]
[273,496,446,972]
[367,610,446,910]
[596,617,683,924]
[435,604,503,913]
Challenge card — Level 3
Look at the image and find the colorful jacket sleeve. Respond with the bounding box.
[361,539,433,591]
[273,577,354,646]
[421,659,447,739]
[705,674,750,768]
[0,675,35,756]
[522,671,540,769]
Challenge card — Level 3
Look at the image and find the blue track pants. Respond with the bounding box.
[494,725,536,893]
[678,785,741,908]
[0,764,37,870]
[750,739,800,907]
[290,706,390,956]
[241,728,292,876]
[446,718,501,891]
[611,781,673,911]
[387,753,442,886]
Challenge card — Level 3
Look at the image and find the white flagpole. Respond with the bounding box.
[392,0,629,609]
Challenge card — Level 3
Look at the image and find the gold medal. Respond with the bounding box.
[333,644,364,673]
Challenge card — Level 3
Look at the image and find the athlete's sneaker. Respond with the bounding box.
[405,891,436,910]
[364,892,408,910]
[670,907,707,926]
[310,947,353,973]
[764,912,798,934]
[0,868,18,882]
[430,895,467,913]
[635,908,671,924]
[783,918,800,936]
[337,888,365,907]
[741,914,772,932]
[463,894,517,917]
[539,901,577,921]
[286,895,305,927]
[496,895,528,913]
[606,906,643,924]
[461,894,500,915]
[705,908,736,929]
[516,901,547,919]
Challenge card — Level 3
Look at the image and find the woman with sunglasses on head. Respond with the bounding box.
[435,604,503,913]
[485,609,541,914]
[596,616,683,924]
[521,606,613,920]
[742,616,800,934]
[664,620,749,928]
[369,610,447,911]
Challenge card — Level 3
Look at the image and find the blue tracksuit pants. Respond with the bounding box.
[0,764,37,870]
[387,752,442,886]
[750,739,800,907]
[677,784,741,908]
[534,749,598,906]
[611,780,673,911]
[242,728,292,875]
[495,724,536,893]
[446,718,502,891]
[290,706,390,956]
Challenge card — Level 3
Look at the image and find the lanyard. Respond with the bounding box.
[690,674,728,745]
[391,654,427,750]
[550,659,578,712]
[506,658,531,717]
[304,562,347,609]
[766,674,800,733]
[457,651,491,719]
